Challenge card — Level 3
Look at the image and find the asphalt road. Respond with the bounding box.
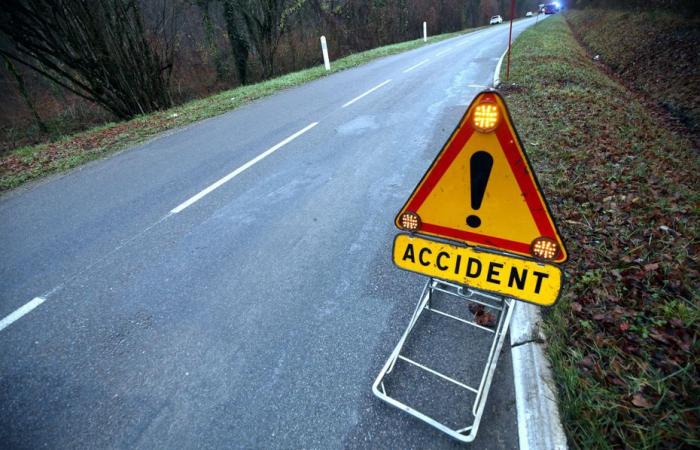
[2,18,541,449]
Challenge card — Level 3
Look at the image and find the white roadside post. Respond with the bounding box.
[320,35,331,71]
[423,21,427,42]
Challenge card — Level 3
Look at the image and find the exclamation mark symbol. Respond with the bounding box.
[466,151,493,228]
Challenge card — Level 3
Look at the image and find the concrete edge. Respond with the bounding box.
[509,302,568,450]
[493,48,508,87]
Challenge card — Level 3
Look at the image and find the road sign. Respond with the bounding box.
[395,90,567,263]
[392,234,562,306]
[376,91,567,444]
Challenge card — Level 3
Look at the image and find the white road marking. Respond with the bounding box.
[0,297,45,332]
[171,122,319,214]
[436,48,453,56]
[402,59,430,73]
[341,79,392,108]
[468,84,489,89]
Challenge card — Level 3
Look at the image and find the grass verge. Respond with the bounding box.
[500,15,699,449]
[566,9,699,134]
[0,27,479,193]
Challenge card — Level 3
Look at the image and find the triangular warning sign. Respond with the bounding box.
[395,90,568,263]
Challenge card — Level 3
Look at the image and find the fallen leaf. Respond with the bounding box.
[579,355,594,368]
[649,331,670,345]
[475,310,497,327]
[468,303,483,315]
[469,303,496,328]
[632,393,653,408]
[669,319,683,328]
[644,262,659,271]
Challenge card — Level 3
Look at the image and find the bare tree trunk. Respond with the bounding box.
[3,54,48,133]
[222,0,251,84]
[223,0,304,81]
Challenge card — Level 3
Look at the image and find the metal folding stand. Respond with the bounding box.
[372,277,515,443]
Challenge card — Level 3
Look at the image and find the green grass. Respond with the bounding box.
[566,9,700,133]
[0,27,482,192]
[499,15,699,449]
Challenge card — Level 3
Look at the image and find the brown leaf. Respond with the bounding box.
[571,302,583,312]
[649,331,670,345]
[669,319,683,328]
[475,310,496,328]
[579,355,594,368]
[644,262,659,272]
[631,393,653,408]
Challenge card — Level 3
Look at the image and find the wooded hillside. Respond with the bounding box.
[0,0,542,153]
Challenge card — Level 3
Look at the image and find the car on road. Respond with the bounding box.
[489,15,503,25]
[526,11,533,16]
[543,2,560,14]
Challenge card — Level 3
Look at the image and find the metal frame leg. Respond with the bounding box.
[372,277,515,443]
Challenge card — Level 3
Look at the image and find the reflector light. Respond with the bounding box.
[531,237,560,261]
[473,102,500,132]
[400,211,421,231]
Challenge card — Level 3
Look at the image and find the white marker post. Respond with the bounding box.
[423,22,427,42]
[320,36,331,71]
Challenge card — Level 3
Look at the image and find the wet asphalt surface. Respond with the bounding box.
[1,18,542,449]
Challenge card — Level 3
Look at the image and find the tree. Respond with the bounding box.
[222,0,253,84]
[479,0,499,23]
[2,54,47,132]
[222,0,306,81]
[0,0,177,119]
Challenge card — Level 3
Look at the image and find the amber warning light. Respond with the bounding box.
[399,211,421,231]
[473,101,500,132]
[531,237,560,261]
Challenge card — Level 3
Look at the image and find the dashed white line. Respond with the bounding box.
[468,84,489,89]
[447,33,476,49]
[342,79,392,108]
[0,297,45,332]
[402,59,430,73]
[171,122,319,214]
[436,48,453,56]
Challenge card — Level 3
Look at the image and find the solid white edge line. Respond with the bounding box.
[402,59,430,73]
[493,47,508,87]
[0,297,46,332]
[171,121,319,214]
[341,79,392,108]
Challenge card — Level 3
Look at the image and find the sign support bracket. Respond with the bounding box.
[372,277,515,443]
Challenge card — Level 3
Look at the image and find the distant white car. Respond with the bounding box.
[526,11,533,16]
[489,15,503,25]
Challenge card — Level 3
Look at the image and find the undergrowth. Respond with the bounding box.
[566,9,700,134]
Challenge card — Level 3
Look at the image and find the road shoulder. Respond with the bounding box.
[500,13,698,449]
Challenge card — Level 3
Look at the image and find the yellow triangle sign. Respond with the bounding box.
[396,90,568,263]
